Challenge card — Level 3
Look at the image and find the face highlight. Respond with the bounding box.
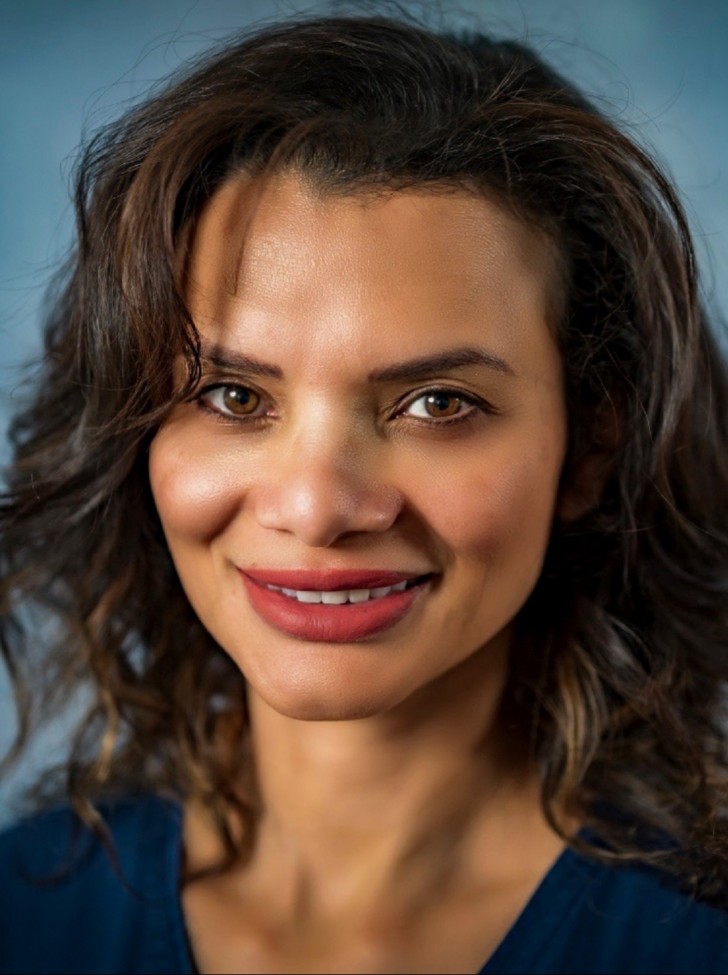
[149,173,569,722]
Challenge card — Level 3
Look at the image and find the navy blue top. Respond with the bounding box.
[1,793,728,974]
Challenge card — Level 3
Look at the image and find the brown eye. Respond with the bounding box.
[222,386,260,415]
[406,390,468,420]
[201,385,263,417]
[425,392,462,417]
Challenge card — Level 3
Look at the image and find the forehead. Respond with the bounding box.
[181,172,565,380]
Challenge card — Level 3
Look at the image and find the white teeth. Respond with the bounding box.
[348,589,371,603]
[266,580,416,604]
[371,586,392,597]
[321,590,349,605]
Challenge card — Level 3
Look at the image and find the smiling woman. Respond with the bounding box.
[2,12,728,975]
[150,176,567,710]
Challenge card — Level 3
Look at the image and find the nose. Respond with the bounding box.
[250,429,404,548]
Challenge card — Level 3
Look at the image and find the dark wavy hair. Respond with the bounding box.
[2,13,728,898]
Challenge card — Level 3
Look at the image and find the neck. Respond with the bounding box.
[184,632,562,919]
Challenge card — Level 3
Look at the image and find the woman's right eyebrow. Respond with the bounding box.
[200,344,283,378]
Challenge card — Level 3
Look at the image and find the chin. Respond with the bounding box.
[268,697,387,722]
[252,668,411,722]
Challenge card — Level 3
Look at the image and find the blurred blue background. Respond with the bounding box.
[1,0,726,821]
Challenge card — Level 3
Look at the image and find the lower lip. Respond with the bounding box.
[240,574,429,642]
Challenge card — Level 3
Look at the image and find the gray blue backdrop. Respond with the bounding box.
[1,0,726,820]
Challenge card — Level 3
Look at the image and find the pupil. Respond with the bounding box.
[427,393,459,416]
[223,387,259,414]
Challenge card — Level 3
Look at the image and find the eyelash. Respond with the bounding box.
[194,383,494,428]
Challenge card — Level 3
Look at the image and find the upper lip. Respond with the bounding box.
[242,569,432,591]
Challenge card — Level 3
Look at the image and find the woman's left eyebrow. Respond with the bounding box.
[368,346,515,382]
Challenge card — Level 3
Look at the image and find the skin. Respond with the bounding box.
[149,172,575,973]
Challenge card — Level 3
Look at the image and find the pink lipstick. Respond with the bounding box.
[240,569,432,642]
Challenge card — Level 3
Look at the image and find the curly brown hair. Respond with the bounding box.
[2,13,728,899]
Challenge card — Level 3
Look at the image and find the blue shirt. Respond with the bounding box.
[1,793,728,974]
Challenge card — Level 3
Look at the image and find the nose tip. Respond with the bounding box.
[252,466,403,548]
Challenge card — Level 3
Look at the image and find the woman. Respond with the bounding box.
[1,12,728,975]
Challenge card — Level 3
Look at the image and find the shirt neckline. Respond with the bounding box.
[479,843,599,973]
[160,797,597,975]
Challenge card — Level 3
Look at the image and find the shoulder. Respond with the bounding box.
[0,793,192,975]
[490,844,728,975]
[0,792,181,891]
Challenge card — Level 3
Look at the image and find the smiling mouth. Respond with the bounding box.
[240,572,435,642]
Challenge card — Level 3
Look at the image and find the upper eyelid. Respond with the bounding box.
[195,375,265,392]
[401,387,481,404]
[193,378,270,402]
[194,380,483,398]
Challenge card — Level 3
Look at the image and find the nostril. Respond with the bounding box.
[251,468,403,546]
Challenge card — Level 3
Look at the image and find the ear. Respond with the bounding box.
[556,399,620,523]
[556,448,613,522]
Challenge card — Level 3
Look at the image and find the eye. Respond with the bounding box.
[198,384,266,418]
[402,389,479,421]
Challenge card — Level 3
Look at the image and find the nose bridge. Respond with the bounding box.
[251,399,402,546]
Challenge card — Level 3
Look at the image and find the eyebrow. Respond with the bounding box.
[368,346,514,382]
[200,343,283,379]
[199,343,514,382]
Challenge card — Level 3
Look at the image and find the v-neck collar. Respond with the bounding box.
[161,796,597,975]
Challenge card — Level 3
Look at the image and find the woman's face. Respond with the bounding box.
[149,173,569,721]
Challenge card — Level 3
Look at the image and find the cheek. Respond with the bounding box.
[148,423,249,543]
[413,427,565,576]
